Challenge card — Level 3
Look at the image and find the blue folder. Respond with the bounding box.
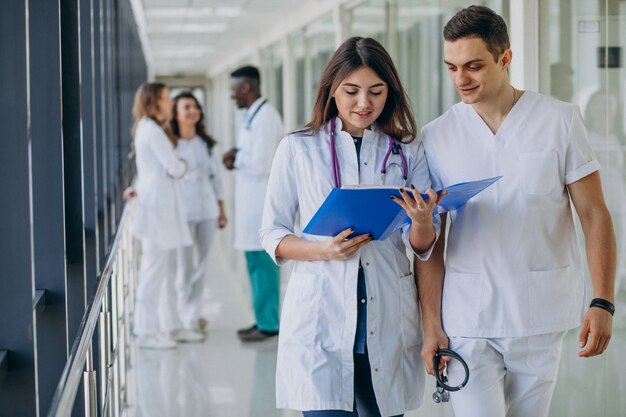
[302,176,501,240]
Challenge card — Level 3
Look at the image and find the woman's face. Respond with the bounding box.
[333,66,388,137]
[176,97,202,128]
[156,88,173,122]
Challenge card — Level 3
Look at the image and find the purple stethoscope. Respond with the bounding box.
[329,117,408,188]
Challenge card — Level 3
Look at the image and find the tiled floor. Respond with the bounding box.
[128,243,626,417]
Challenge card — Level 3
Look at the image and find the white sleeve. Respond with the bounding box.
[234,110,283,176]
[209,145,225,201]
[145,122,186,178]
[401,140,441,260]
[564,106,601,184]
[259,136,299,266]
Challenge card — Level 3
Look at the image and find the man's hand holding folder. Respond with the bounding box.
[302,176,501,240]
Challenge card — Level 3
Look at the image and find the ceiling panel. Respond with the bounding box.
[140,0,298,76]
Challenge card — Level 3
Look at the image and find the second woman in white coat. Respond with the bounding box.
[260,37,442,416]
[131,82,192,349]
[171,91,227,334]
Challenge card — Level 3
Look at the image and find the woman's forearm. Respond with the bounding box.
[275,235,328,261]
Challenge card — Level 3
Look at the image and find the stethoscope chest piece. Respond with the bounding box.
[432,348,470,404]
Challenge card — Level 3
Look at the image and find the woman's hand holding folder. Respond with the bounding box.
[391,186,446,225]
[318,227,373,260]
[391,186,448,254]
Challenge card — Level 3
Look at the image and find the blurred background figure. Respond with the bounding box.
[550,63,575,102]
[129,82,193,350]
[223,65,283,342]
[584,89,626,317]
[171,91,228,335]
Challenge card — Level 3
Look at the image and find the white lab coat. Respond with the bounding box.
[260,119,439,415]
[176,137,224,221]
[421,91,600,338]
[131,117,191,249]
[233,98,283,250]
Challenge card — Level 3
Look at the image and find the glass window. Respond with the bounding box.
[291,31,307,127]
[260,42,284,118]
[350,0,387,44]
[290,14,335,127]
[541,1,626,416]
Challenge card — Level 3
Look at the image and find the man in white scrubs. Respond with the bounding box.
[417,6,616,417]
[223,66,283,342]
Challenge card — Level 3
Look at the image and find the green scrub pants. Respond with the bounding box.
[244,250,280,332]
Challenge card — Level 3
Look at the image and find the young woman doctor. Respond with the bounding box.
[130,82,193,349]
[171,91,227,334]
[260,37,442,417]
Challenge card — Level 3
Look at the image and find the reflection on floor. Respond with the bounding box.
[128,243,625,417]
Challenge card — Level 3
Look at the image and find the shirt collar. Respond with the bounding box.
[246,97,266,114]
[327,117,379,139]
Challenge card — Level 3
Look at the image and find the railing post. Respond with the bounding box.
[83,347,97,417]
[98,287,112,417]
[46,205,137,417]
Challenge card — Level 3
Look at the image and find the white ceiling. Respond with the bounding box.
[138,0,312,77]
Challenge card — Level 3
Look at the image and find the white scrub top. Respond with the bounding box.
[260,119,439,415]
[233,97,283,250]
[421,91,600,338]
[131,117,192,249]
[176,137,224,222]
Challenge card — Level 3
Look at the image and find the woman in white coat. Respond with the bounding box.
[171,91,227,333]
[260,37,442,417]
[130,82,194,349]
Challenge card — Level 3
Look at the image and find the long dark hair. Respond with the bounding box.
[305,36,416,142]
[171,91,216,151]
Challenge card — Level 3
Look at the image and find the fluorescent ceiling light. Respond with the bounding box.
[215,6,242,17]
[396,6,441,18]
[147,7,212,18]
[153,49,213,58]
[150,23,228,33]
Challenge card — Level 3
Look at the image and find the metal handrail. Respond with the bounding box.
[47,204,133,417]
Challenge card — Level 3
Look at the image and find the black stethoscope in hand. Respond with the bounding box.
[432,348,470,403]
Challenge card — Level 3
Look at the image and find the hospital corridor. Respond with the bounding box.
[1,0,626,416]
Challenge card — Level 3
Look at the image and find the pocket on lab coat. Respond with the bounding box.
[442,272,482,331]
[519,151,559,195]
[528,265,576,327]
[400,273,422,348]
[281,272,320,346]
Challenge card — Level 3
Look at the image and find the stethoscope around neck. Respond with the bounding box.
[329,117,408,188]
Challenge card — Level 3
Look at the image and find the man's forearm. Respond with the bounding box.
[416,214,447,331]
[581,206,616,302]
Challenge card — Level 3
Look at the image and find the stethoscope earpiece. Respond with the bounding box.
[432,348,470,404]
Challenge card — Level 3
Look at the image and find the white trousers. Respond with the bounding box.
[447,331,567,417]
[134,239,182,336]
[175,219,217,327]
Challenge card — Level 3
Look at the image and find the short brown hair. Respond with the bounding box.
[444,5,509,62]
[306,37,416,142]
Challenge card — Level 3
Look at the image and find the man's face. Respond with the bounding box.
[230,77,249,109]
[444,37,511,105]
